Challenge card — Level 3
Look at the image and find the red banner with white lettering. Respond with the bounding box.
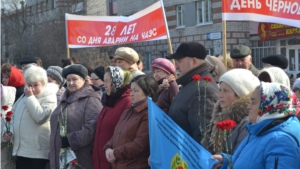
[66,1,167,48]
[222,0,300,28]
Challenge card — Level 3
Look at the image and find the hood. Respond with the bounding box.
[8,66,25,88]
[1,85,16,107]
[248,116,300,145]
[35,83,59,99]
[258,67,290,88]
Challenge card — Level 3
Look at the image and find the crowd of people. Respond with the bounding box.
[1,42,300,169]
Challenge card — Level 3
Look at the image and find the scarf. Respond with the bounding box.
[102,84,130,107]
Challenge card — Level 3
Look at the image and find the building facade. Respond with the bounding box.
[113,0,300,76]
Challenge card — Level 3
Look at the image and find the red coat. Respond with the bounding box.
[92,86,131,169]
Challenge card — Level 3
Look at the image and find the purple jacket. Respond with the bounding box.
[49,85,103,169]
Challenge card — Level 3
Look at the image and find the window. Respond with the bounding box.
[176,5,184,27]
[197,0,212,25]
[144,52,152,71]
[160,51,167,58]
[251,40,277,69]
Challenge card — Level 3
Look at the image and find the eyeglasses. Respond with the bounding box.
[91,78,100,81]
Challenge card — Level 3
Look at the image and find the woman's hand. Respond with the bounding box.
[24,86,33,97]
[4,132,12,142]
[105,148,116,163]
[211,154,223,169]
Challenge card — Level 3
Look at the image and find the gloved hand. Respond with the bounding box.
[61,136,70,148]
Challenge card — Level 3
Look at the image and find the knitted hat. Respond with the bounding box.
[62,64,88,80]
[230,45,251,59]
[258,67,290,89]
[167,42,207,60]
[114,47,139,64]
[261,54,288,69]
[47,66,66,86]
[219,69,260,97]
[292,78,300,90]
[257,82,296,123]
[205,55,226,83]
[107,66,124,90]
[93,66,105,81]
[19,56,37,65]
[151,58,176,75]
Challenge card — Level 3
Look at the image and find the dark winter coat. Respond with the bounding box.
[49,85,103,169]
[202,94,251,154]
[168,63,219,143]
[92,85,131,169]
[156,75,179,113]
[249,63,259,76]
[103,101,150,169]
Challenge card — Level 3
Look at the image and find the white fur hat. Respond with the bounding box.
[258,67,290,89]
[220,69,260,97]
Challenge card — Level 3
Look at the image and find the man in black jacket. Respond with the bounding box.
[167,42,218,143]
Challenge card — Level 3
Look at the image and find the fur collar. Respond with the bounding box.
[202,94,251,154]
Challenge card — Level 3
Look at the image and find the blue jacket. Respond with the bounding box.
[221,116,300,169]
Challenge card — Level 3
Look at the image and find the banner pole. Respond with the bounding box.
[222,20,227,70]
[160,0,177,78]
[67,48,70,58]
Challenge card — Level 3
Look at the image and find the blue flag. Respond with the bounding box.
[148,98,217,169]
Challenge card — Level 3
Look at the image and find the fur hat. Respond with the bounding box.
[258,67,290,89]
[114,47,139,64]
[47,66,66,86]
[151,58,176,75]
[62,64,88,80]
[261,54,288,69]
[220,69,260,97]
[205,55,226,83]
[19,56,37,65]
[93,66,105,81]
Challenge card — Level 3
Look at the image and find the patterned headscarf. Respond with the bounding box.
[257,82,297,123]
[108,66,124,90]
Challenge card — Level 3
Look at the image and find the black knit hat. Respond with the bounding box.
[230,45,251,59]
[19,56,37,65]
[93,66,105,81]
[62,64,88,80]
[261,54,288,69]
[167,42,207,60]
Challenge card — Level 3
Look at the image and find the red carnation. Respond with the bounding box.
[202,76,212,82]
[178,166,184,169]
[5,116,11,122]
[2,106,8,111]
[216,119,236,131]
[72,160,77,167]
[6,111,13,117]
[0,114,2,117]
[192,74,201,81]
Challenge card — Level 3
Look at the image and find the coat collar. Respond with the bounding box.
[176,63,209,86]
[61,85,101,104]
[132,100,148,113]
[203,94,251,154]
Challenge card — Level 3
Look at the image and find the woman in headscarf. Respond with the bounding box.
[212,82,300,169]
[92,66,132,169]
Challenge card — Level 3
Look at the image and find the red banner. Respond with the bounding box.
[258,22,300,41]
[222,0,300,28]
[66,1,167,48]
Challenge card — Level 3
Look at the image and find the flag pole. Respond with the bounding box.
[160,0,177,78]
[65,13,70,59]
[222,20,227,70]
[67,48,70,58]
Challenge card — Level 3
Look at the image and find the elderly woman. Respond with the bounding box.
[49,64,103,169]
[151,58,179,113]
[4,66,58,169]
[104,75,158,169]
[92,66,132,169]
[202,69,260,154]
[212,82,300,169]
[46,66,66,104]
